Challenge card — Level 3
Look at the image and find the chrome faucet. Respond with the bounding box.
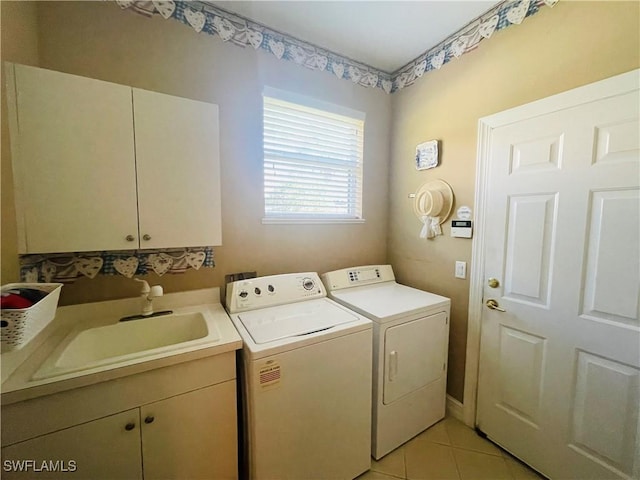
[134,278,163,316]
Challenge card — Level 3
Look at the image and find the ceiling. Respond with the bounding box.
[209,1,498,72]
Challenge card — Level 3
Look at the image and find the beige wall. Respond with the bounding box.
[1,1,392,305]
[389,1,640,402]
[2,1,638,403]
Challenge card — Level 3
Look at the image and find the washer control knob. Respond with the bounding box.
[267,285,275,293]
[239,290,248,299]
[254,287,262,295]
[302,278,315,290]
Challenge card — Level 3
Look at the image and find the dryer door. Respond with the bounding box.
[383,312,447,405]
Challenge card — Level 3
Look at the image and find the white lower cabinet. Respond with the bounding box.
[2,409,142,479]
[1,355,238,480]
[142,381,237,480]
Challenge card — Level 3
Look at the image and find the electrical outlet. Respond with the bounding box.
[455,261,466,279]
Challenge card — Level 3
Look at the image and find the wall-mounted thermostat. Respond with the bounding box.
[451,220,473,238]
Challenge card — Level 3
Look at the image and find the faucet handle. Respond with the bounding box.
[134,278,151,294]
[149,285,163,298]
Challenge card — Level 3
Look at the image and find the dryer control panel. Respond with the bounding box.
[226,272,326,313]
[322,265,395,291]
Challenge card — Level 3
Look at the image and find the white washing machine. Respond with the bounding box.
[226,272,373,480]
[322,265,450,460]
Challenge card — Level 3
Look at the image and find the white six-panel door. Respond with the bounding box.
[476,80,639,479]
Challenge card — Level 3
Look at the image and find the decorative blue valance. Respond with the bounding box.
[20,247,215,283]
[115,0,559,94]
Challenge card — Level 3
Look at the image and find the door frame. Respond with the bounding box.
[462,69,640,427]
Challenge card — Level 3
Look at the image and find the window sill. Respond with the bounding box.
[262,217,366,225]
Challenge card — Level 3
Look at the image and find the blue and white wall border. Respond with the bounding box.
[116,0,393,93]
[115,0,559,94]
[20,247,215,283]
[392,0,558,92]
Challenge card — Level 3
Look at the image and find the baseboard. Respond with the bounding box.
[446,394,464,422]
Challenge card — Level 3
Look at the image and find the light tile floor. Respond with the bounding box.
[357,417,545,480]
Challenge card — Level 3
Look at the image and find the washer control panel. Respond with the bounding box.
[226,272,326,313]
[321,264,395,291]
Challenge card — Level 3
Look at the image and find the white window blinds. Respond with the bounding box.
[263,92,364,221]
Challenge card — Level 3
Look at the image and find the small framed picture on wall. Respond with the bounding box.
[415,140,439,170]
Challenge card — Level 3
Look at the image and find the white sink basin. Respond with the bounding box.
[56,312,208,368]
[32,309,220,380]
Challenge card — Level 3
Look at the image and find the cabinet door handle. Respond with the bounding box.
[126,235,135,242]
[125,422,136,431]
[143,234,152,241]
[144,415,155,424]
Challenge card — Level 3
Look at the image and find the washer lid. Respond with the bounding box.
[237,298,360,344]
[330,282,449,322]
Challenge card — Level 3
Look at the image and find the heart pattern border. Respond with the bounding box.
[507,0,531,25]
[19,247,215,283]
[117,0,559,94]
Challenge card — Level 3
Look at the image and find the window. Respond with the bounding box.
[263,88,365,223]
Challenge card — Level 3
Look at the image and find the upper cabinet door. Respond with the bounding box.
[8,64,139,253]
[133,88,222,248]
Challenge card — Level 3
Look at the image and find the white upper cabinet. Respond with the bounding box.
[7,64,139,253]
[6,63,222,254]
[133,88,221,249]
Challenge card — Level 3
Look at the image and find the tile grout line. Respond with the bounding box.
[442,420,459,480]
[384,417,518,479]
[452,448,464,480]
[373,417,541,480]
[449,444,504,457]
[403,445,407,479]
[446,424,463,480]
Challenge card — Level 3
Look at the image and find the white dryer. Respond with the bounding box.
[322,265,450,460]
[226,272,372,480]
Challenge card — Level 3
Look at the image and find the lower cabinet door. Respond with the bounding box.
[1,409,142,480]
[141,381,238,480]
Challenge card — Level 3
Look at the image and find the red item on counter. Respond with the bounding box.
[1,293,34,309]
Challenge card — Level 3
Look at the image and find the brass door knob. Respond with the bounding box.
[126,235,135,242]
[486,299,506,312]
[488,278,500,288]
[143,234,152,241]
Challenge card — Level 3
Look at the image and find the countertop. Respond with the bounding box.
[1,287,242,405]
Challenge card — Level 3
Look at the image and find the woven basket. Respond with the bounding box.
[1,283,63,352]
